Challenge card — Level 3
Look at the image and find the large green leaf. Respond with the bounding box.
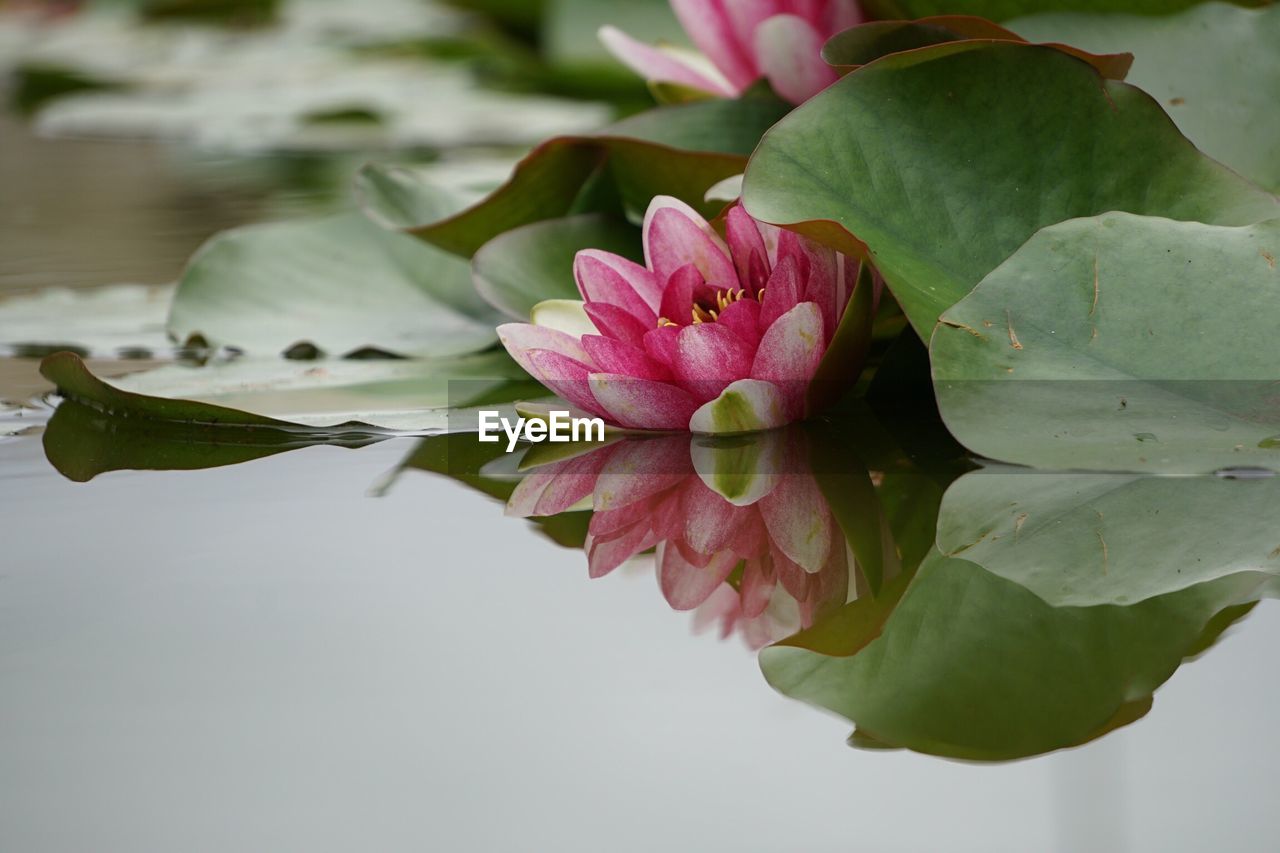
[358,94,791,258]
[167,212,502,358]
[761,548,1261,760]
[472,213,642,319]
[938,468,1280,608]
[40,350,538,433]
[1011,2,1280,192]
[742,42,1279,337]
[932,213,1280,474]
[859,0,1262,21]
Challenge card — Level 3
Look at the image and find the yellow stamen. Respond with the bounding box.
[657,317,678,328]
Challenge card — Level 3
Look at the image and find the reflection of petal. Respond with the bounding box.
[506,446,617,518]
[739,555,776,618]
[593,436,692,511]
[586,525,661,578]
[690,427,786,505]
[679,478,756,554]
[659,542,740,610]
[760,470,832,573]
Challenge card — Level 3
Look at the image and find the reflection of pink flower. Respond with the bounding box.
[506,434,850,648]
[600,0,863,104]
[498,196,862,435]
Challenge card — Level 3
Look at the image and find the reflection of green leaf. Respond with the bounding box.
[360,95,791,257]
[1011,3,1280,192]
[938,469,1280,607]
[40,350,537,432]
[168,212,500,358]
[932,214,1280,474]
[43,400,381,482]
[473,214,641,319]
[742,42,1279,337]
[761,548,1260,761]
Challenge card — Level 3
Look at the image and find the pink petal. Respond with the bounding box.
[670,0,761,91]
[598,25,736,97]
[725,203,769,288]
[658,542,741,610]
[643,196,737,291]
[758,253,804,330]
[714,297,762,351]
[659,263,704,327]
[588,373,701,430]
[755,15,839,105]
[584,301,651,347]
[751,301,825,419]
[575,250,662,323]
[525,348,608,417]
[497,322,592,379]
[674,322,755,403]
[593,436,691,511]
[759,472,833,573]
[581,335,672,381]
[643,324,681,369]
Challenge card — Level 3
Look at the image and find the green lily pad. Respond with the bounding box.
[931,213,1280,474]
[742,42,1279,337]
[859,0,1262,21]
[40,349,537,433]
[168,211,502,358]
[1011,2,1280,192]
[760,548,1261,760]
[358,94,791,258]
[472,213,642,319]
[938,468,1280,608]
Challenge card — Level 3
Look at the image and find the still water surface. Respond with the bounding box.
[1,115,1277,853]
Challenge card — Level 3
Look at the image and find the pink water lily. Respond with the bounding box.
[497,196,864,434]
[600,0,863,104]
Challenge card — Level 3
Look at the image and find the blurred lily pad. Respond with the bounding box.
[0,284,173,358]
[931,213,1280,474]
[1011,2,1280,192]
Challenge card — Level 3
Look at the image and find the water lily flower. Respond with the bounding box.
[505,430,855,648]
[599,0,863,104]
[498,196,867,435]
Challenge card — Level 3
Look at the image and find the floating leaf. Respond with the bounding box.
[858,0,1260,21]
[39,350,537,432]
[168,212,502,358]
[472,213,642,319]
[1011,2,1280,192]
[821,16,1132,79]
[742,42,1279,337]
[358,94,791,257]
[932,213,1280,474]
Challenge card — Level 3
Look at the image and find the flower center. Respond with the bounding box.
[656,287,764,328]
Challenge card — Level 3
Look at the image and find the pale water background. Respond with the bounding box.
[1,113,1278,853]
